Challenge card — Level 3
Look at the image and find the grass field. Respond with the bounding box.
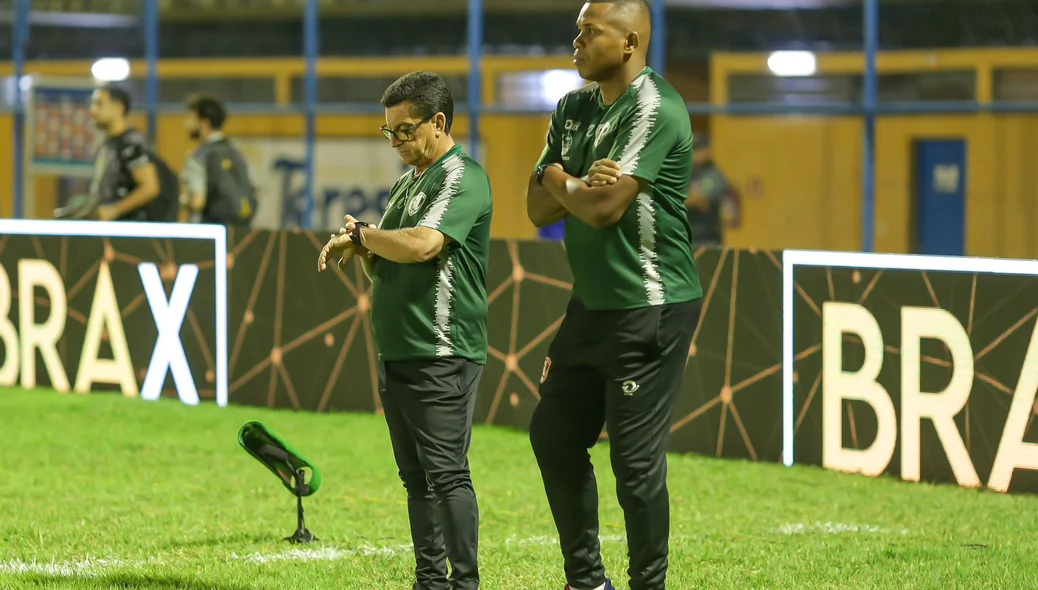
[1,388,1036,590]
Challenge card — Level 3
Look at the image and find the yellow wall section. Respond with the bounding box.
[873,116,996,256]
[713,114,1038,258]
[0,115,64,220]
[991,115,1038,258]
[713,116,863,252]
[709,48,1038,258]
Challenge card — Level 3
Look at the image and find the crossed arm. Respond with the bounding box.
[527,160,644,230]
[526,172,567,227]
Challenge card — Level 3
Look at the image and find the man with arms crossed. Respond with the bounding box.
[317,71,493,590]
[526,2,704,589]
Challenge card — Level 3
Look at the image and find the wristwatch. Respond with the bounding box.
[349,221,371,245]
[536,163,559,185]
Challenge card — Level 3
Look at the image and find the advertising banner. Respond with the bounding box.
[26,78,100,177]
[234,137,407,232]
[8,223,1038,496]
[0,219,228,406]
[222,238,786,464]
[784,250,1038,493]
[234,137,484,232]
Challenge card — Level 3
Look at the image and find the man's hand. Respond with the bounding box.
[342,214,363,234]
[317,232,356,272]
[541,160,642,229]
[96,204,119,221]
[341,214,377,254]
[322,213,374,272]
[587,159,622,187]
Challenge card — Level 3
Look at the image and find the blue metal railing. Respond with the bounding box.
[12,0,29,219]
[144,0,159,142]
[13,0,1038,249]
[467,0,483,159]
[303,0,319,230]
[862,0,878,253]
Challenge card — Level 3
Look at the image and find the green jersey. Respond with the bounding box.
[536,67,703,310]
[369,145,493,364]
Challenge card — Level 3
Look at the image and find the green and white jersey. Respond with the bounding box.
[536,66,703,310]
[369,145,493,364]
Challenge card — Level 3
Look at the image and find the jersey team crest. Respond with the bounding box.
[408,191,427,216]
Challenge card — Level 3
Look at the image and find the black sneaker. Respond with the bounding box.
[564,579,615,590]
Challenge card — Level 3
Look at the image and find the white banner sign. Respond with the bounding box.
[236,137,407,231]
[0,219,228,407]
[236,137,483,231]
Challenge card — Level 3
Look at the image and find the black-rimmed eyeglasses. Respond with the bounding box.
[380,114,434,141]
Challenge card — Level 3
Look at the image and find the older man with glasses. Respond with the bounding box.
[317,71,493,590]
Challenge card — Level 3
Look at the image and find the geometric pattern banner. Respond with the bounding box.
[0,227,222,404]
[1,223,789,462]
[223,229,787,461]
[10,226,1038,495]
[787,251,1038,494]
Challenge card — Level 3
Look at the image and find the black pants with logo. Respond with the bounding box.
[378,357,484,590]
[529,298,702,590]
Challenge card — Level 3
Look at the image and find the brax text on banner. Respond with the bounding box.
[0,219,228,407]
[784,249,1038,494]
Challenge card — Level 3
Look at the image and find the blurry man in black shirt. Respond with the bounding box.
[57,85,179,222]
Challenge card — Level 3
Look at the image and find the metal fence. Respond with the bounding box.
[9,0,1038,252]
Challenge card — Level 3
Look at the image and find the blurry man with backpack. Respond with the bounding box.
[180,94,258,227]
[54,84,180,222]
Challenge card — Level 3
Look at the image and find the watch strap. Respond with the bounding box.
[349,221,371,245]
[536,163,555,185]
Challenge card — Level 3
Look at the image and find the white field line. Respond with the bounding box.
[774,522,911,536]
[0,534,628,576]
[0,556,161,576]
[234,534,627,565]
[0,524,910,577]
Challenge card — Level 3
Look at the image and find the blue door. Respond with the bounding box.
[913,139,967,256]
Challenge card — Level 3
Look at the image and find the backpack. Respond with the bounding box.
[152,155,182,222]
[198,137,258,225]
